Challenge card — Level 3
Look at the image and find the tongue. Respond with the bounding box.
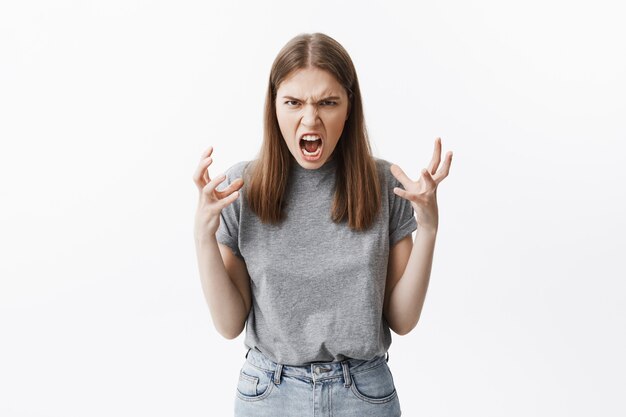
[304,139,321,153]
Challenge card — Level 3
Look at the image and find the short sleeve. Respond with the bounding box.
[215,161,247,260]
[388,169,418,247]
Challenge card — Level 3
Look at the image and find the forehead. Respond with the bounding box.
[277,67,345,98]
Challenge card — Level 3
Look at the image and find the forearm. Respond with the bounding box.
[194,236,247,339]
[387,227,437,335]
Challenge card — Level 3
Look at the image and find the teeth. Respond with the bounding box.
[301,135,322,141]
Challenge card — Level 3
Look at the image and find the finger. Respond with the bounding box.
[433,151,453,185]
[202,156,214,183]
[229,177,245,190]
[389,164,414,189]
[197,146,214,179]
[202,174,227,199]
[393,187,427,208]
[392,186,412,201]
[427,137,442,175]
[393,187,426,205]
[192,157,212,186]
[218,190,241,210]
[201,145,214,159]
[215,177,244,198]
[193,156,214,186]
[421,168,437,190]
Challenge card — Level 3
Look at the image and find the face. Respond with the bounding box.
[275,66,350,169]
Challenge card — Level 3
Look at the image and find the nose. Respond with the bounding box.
[301,103,319,126]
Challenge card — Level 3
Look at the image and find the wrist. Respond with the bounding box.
[194,233,218,247]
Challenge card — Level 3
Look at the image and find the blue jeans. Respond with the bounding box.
[234,347,402,416]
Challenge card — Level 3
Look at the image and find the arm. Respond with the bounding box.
[192,147,250,340]
[194,236,251,339]
[383,227,437,335]
[385,137,452,335]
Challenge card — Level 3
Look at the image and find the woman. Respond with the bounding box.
[193,32,452,417]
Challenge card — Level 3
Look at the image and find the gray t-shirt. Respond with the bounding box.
[215,156,417,366]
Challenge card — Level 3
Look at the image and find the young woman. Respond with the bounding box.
[193,32,452,417]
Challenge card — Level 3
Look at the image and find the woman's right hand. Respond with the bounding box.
[192,146,244,243]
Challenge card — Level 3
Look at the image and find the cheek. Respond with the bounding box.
[277,110,296,126]
[276,113,294,135]
[327,114,347,133]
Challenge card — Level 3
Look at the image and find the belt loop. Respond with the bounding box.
[273,364,283,385]
[341,361,352,388]
[386,351,389,363]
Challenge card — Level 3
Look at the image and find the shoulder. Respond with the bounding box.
[372,157,398,188]
[372,157,408,213]
[373,156,392,172]
[224,160,254,180]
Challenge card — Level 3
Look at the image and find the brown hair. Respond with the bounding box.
[245,32,381,231]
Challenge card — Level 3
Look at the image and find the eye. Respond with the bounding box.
[320,100,337,106]
[285,100,299,106]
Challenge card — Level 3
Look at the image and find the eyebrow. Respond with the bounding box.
[281,95,342,101]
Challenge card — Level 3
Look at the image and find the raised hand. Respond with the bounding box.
[192,145,244,242]
[390,137,453,231]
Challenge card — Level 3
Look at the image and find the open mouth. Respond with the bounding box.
[299,135,323,159]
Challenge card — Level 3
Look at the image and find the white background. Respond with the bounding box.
[1,1,625,416]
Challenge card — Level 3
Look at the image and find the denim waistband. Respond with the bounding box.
[244,347,389,386]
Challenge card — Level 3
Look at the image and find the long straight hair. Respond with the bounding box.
[245,33,381,231]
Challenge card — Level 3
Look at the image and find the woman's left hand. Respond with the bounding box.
[390,137,453,232]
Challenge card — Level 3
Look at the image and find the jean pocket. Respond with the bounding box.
[236,361,275,402]
[350,361,398,404]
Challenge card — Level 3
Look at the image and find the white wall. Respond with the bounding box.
[1,1,624,416]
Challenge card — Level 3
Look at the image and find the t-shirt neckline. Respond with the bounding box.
[290,155,337,176]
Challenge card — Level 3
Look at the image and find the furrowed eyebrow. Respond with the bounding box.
[282,95,342,101]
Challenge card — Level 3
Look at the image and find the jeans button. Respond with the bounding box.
[315,367,321,374]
